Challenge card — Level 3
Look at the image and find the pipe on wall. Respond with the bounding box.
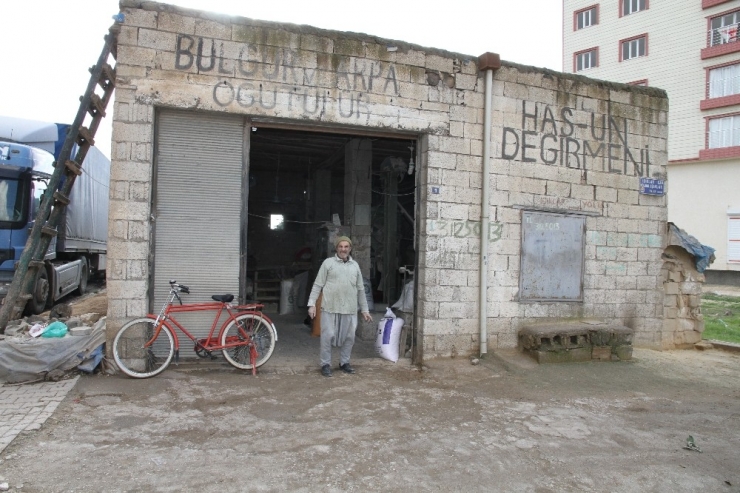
[477,52,501,357]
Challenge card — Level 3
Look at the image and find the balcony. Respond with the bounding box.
[702,23,740,58]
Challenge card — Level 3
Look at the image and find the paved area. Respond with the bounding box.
[0,376,78,453]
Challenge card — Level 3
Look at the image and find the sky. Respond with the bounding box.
[0,1,563,159]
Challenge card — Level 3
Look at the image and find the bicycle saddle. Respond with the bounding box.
[212,294,234,303]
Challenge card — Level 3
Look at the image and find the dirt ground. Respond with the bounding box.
[1,286,737,491]
[0,345,738,492]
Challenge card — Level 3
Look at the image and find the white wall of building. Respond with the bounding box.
[563,0,740,276]
[669,160,740,271]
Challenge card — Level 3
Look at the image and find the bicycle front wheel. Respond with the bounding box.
[113,318,175,378]
[221,313,276,370]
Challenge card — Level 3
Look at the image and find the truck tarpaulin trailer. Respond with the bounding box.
[0,115,109,314]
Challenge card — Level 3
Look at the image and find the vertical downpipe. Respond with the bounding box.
[477,53,501,357]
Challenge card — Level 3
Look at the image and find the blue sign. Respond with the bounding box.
[639,177,665,196]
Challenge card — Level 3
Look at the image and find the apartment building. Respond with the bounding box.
[563,0,740,284]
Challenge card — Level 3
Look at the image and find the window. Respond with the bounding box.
[270,214,284,230]
[622,0,646,15]
[628,79,648,86]
[708,114,740,148]
[621,36,646,60]
[575,6,598,30]
[710,11,740,46]
[575,49,598,71]
[0,179,22,222]
[709,64,740,98]
[729,212,740,263]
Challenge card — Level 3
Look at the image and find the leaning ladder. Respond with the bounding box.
[0,24,119,329]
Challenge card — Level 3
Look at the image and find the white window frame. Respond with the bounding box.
[709,64,740,98]
[576,50,597,71]
[622,37,646,60]
[708,115,740,148]
[576,7,596,30]
[728,211,740,263]
[710,11,740,47]
[623,0,646,16]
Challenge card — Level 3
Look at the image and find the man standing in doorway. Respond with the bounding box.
[308,236,373,377]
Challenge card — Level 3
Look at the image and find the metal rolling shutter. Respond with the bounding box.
[153,110,244,347]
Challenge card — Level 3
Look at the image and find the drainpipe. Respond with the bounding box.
[477,52,501,357]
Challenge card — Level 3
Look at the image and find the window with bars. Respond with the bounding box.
[710,11,740,46]
[709,64,740,98]
[622,36,646,60]
[622,0,646,15]
[708,115,740,148]
[576,7,597,30]
[575,49,598,71]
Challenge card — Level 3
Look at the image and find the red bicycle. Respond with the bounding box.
[113,280,278,378]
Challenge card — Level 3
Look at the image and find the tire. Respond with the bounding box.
[113,318,175,378]
[74,257,88,296]
[24,267,50,316]
[221,313,276,370]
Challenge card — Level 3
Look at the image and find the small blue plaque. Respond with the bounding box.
[639,177,665,196]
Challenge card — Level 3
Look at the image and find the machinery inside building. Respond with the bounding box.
[246,127,417,313]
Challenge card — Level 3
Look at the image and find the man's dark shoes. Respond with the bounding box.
[321,364,333,377]
[339,363,356,374]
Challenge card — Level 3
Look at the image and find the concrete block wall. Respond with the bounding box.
[419,64,669,357]
[109,1,670,358]
[661,246,705,348]
[108,0,483,344]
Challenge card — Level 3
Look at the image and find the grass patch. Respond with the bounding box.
[701,293,740,344]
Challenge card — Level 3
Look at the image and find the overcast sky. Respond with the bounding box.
[0,1,563,159]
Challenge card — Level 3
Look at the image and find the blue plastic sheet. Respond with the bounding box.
[77,344,104,373]
[667,223,716,273]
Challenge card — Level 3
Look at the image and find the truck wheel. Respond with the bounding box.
[75,257,88,296]
[24,268,50,316]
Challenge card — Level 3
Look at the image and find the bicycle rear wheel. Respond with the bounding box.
[221,313,276,370]
[113,318,175,378]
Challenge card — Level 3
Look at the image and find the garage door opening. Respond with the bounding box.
[246,127,417,319]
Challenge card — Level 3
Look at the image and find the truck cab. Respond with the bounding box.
[0,142,56,313]
[0,115,108,316]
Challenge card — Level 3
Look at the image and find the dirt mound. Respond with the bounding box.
[70,290,107,316]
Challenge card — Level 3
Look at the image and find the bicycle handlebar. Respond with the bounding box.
[169,280,190,294]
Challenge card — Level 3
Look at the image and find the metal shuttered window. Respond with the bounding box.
[153,110,245,345]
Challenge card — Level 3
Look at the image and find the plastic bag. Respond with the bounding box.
[375,308,404,363]
[391,280,414,313]
[29,323,46,338]
[363,277,375,311]
[279,279,295,315]
[41,321,68,338]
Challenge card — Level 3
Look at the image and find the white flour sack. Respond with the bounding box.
[375,307,404,362]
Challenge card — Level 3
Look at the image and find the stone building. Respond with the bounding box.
[108,0,671,363]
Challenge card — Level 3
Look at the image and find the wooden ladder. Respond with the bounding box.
[0,23,120,329]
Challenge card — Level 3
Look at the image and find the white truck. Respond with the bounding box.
[0,115,109,314]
